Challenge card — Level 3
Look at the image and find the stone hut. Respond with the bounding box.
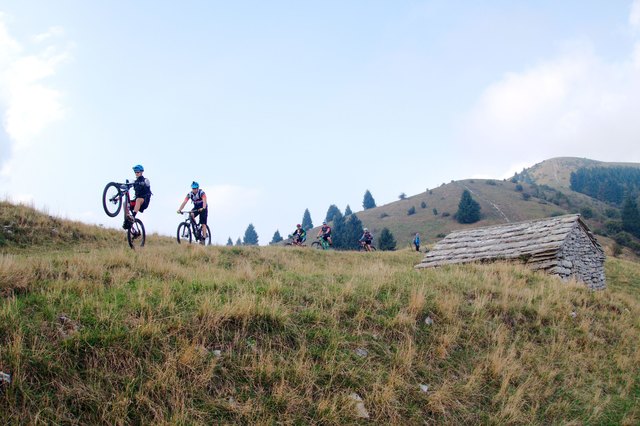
[415,214,606,290]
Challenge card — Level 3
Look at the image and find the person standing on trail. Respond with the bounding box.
[413,233,421,252]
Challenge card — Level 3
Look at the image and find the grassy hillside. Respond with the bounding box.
[1,242,639,424]
[320,178,612,248]
[0,201,126,251]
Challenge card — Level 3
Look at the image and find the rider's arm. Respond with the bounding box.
[201,194,207,211]
[178,196,189,213]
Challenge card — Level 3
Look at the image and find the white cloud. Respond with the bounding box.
[631,0,640,29]
[0,15,69,155]
[461,36,640,165]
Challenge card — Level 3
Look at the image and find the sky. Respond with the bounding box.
[1,1,640,244]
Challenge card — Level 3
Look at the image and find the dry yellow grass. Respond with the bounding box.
[0,242,638,424]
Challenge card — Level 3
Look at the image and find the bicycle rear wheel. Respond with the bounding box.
[177,222,192,244]
[200,224,212,246]
[127,218,146,249]
[102,182,122,217]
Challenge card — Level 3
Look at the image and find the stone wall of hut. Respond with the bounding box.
[553,224,606,290]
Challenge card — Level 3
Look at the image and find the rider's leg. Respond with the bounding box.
[199,209,208,238]
[132,198,144,216]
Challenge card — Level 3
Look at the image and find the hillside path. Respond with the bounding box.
[459,183,511,223]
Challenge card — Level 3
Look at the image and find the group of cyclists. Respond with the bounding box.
[290,221,375,251]
[123,164,386,251]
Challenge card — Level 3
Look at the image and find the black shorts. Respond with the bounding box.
[132,196,150,212]
[193,208,208,225]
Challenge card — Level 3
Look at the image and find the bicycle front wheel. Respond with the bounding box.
[127,218,146,249]
[311,241,322,250]
[102,182,122,217]
[177,222,192,244]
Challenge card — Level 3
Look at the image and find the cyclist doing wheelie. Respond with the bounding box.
[177,181,209,241]
[290,224,306,246]
[317,221,332,246]
[359,228,374,252]
[125,164,151,229]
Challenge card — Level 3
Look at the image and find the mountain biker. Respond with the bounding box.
[291,224,306,246]
[177,181,208,242]
[125,164,151,229]
[359,228,373,252]
[318,221,332,246]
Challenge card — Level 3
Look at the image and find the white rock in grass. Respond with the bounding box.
[212,350,222,357]
[0,371,11,384]
[419,384,429,393]
[349,393,370,419]
[355,348,368,357]
[424,316,434,326]
[570,311,577,318]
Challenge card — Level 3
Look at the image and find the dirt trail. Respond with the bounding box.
[459,184,510,223]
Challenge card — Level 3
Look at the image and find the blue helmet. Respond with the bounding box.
[132,164,144,172]
[191,181,199,189]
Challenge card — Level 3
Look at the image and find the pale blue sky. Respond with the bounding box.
[1,1,640,244]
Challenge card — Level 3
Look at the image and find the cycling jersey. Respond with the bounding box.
[188,189,207,210]
[321,225,332,236]
[360,232,373,243]
[133,176,151,198]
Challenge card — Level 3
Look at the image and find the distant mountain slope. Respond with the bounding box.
[518,157,640,190]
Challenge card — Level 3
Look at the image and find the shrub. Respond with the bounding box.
[442,212,451,217]
[605,208,619,219]
[515,184,523,192]
[380,212,389,219]
[522,193,531,201]
[407,206,416,216]
[549,211,563,217]
[432,208,438,216]
[486,180,497,186]
[580,207,594,219]
[613,243,623,257]
[436,233,446,238]
[421,201,427,209]
[605,220,623,235]
[378,228,397,251]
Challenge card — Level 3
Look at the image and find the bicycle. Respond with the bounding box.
[358,240,376,252]
[176,210,211,245]
[285,234,307,247]
[102,180,146,249]
[311,235,331,250]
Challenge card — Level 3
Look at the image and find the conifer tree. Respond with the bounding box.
[243,224,259,245]
[235,237,242,246]
[456,190,481,224]
[344,205,353,216]
[325,204,342,223]
[378,228,396,251]
[622,195,640,238]
[345,214,364,250]
[334,214,363,250]
[226,237,233,246]
[363,190,376,210]
[331,211,346,248]
[270,230,283,244]
[301,208,313,231]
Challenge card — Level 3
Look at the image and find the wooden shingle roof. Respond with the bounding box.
[415,214,603,269]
